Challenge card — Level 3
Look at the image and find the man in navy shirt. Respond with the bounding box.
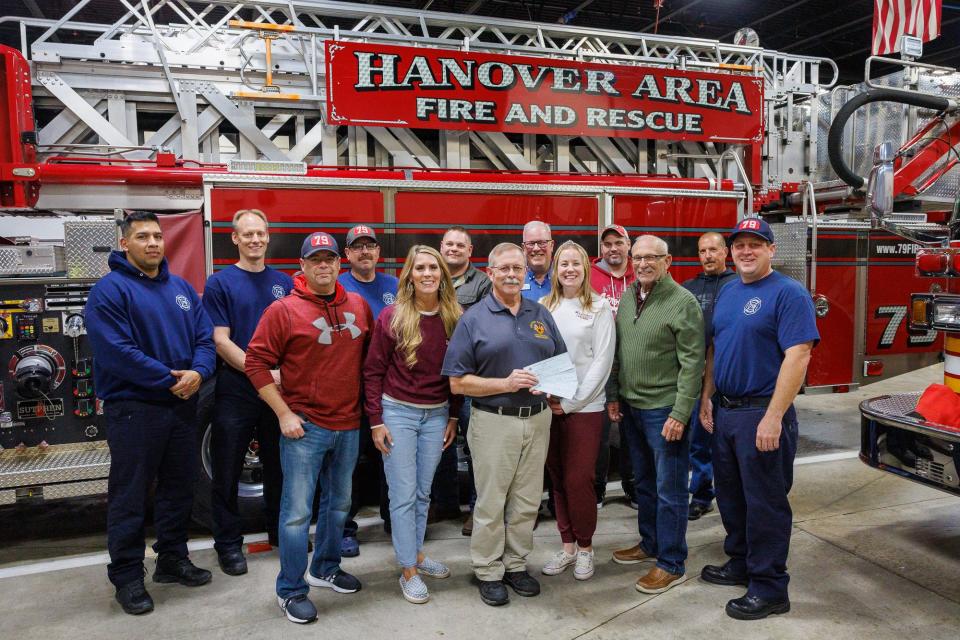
[338,224,398,556]
[682,232,738,521]
[699,218,819,621]
[86,211,216,615]
[442,242,567,607]
[521,220,554,300]
[203,209,293,575]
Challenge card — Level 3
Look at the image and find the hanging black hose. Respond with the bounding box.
[827,88,952,190]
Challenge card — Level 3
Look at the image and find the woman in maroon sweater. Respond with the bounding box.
[363,245,462,604]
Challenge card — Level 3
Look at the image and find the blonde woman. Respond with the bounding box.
[540,241,615,580]
[363,245,462,604]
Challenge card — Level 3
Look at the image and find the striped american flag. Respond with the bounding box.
[872,0,942,55]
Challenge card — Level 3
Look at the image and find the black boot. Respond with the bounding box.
[153,554,213,587]
[115,578,154,615]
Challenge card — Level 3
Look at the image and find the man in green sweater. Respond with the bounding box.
[606,234,704,594]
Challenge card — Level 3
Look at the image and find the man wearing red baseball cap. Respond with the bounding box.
[246,231,374,624]
[699,217,819,620]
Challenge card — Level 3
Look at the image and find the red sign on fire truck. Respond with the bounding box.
[325,41,764,144]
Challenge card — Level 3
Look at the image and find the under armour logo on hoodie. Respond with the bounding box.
[312,312,362,344]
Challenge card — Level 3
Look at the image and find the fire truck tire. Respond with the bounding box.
[190,377,266,533]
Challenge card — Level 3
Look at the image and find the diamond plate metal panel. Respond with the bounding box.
[64,220,117,279]
[770,221,807,287]
[0,246,65,275]
[0,443,110,489]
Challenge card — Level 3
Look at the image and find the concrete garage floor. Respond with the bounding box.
[1,365,958,638]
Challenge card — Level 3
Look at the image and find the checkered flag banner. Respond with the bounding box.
[872,0,942,55]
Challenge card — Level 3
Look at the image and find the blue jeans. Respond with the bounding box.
[688,399,715,507]
[276,420,358,598]
[381,398,448,568]
[622,404,689,575]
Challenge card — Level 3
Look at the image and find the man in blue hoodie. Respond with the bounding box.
[682,232,737,521]
[86,211,216,616]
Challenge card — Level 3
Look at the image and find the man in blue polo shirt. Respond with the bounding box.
[699,218,819,621]
[521,220,554,300]
[338,224,398,557]
[442,242,567,608]
[204,209,293,574]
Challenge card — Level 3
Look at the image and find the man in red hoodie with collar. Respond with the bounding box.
[245,231,373,625]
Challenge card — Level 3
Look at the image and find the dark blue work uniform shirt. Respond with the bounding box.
[710,271,820,397]
[441,294,567,408]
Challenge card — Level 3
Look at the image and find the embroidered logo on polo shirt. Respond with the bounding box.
[529,319,549,339]
[175,294,190,310]
[383,292,395,305]
[743,297,762,315]
[272,284,285,299]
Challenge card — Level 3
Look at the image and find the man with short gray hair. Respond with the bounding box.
[442,242,567,607]
[607,234,704,595]
[521,221,554,300]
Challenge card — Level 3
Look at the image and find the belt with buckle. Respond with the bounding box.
[473,402,547,418]
[718,395,772,409]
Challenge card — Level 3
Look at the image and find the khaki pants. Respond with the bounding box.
[467,405,551,581]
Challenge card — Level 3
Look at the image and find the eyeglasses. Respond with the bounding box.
[522,240,552,249]
[633,254,666,264]
[347,242,378,252]
[491,265,525,275]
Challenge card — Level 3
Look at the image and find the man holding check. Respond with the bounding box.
[442,242,567,607]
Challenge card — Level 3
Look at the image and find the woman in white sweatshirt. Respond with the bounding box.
[539,241,615,581]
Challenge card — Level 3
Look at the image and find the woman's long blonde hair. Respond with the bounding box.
[391,245,462,368]
[542,241,594,312]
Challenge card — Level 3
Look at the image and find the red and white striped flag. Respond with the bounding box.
[872,0,942,55]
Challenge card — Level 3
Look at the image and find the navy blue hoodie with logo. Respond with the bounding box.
[85,250,215,402]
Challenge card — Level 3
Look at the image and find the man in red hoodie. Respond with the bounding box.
[590,224,637,510]
[245,231,373,625]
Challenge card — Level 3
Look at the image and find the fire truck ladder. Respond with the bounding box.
[3,0,837,187]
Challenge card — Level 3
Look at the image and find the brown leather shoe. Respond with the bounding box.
[461,513,474,537]
[635,566,683,594]
[612,543,654,565]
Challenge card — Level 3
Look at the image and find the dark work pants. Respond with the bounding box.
[210,366,282,552]
[105,397,197,588]
[594,414,636,502]
[688,399,715,506]
[430,423,460,512]
[343,414,390,537]
[713,404,798,600]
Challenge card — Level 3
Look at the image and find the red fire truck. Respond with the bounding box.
[1,1,957,524]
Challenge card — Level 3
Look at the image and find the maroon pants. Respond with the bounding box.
[546,411,603,547]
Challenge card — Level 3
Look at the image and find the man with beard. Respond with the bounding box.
[521,220,554,300]
[435,226,492,535]
[681,232,737,521]
[590,224,637,509]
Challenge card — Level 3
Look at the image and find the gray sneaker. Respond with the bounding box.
[416,556,451,578]
[277,594,317,624]
[573,550,595,581]
[542,550,576,576]
[400,574,429,604]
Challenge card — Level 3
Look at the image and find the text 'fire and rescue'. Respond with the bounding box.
[354,52,752,132]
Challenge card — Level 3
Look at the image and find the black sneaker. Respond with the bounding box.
[217,549,248,576]
[688,502,714,521]
[503,570,540,597]
[277,594,318,624]
[306,569,362,593]
[153,554,212,587]
[115,578,154,615]
[478,579,509,606]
